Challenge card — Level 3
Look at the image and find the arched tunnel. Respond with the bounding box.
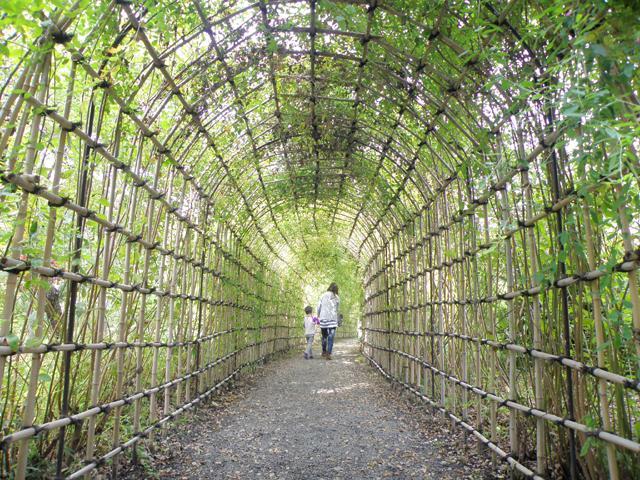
[0,0,639,478]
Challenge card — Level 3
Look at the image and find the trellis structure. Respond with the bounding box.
[0,0,639,478]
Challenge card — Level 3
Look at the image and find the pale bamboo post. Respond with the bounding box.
[522,166,548,474]
[194,204,208,396]
[465,186,483,453]
[237,241,245,367]
[229,230,236,374]
[396,235,408,384]
[443,194,457,418]
[436,196,446,411]
[582,199,619,479]
[15,59,72,480]
[112,137,144,477]
[614,184,640,372]
[411,218,420,389]
[185,216,200,402]
[223,228,232,376]
[419,214,430,395]
[483,202,497,465]
[204,235,217,390]
[214,224,224,385]
[150,171,174,433]
[500,187,519,459]
[164,181,186,414]
[423,211,431,398]
[384,244,392,373]
[85,152,118,461]
[392,239,399,379]
[176,226,193,405]
[132,151,160,460]
[0,59,48,397]
[458,184,468,424]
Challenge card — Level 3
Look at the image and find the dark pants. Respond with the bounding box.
[321,327,336,354]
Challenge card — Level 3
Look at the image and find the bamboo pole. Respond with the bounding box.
[15,58,72,480]
[111,137,143,478]
[131,151,161,461]
[500,187,519,460]
[0,59,47,401]
[614,184,640,373]
[150,172,174,436]
[522,166,548,474]
[164,182,187,415]
[436,197,446,411]
[84,149,117,461]
[583,199,619,479]
[55,69,96,479]
[458,184,468,424]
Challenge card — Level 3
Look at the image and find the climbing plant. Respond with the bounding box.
[0,0,639,479]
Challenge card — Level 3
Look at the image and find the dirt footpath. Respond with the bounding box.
[142,339,499,479]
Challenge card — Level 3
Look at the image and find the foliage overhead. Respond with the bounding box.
[0,0,639,479]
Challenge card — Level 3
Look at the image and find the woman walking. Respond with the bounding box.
[317,283,340,360]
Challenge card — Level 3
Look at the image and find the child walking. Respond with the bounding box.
[303,306,318,359]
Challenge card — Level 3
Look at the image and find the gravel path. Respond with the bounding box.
[147,339,496,479]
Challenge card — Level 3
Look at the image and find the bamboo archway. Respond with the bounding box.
[0,1,638,478]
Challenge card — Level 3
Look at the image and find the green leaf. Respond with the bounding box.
[267,39,278,54]
[25,336,43,349]
[580,437,595,457]
[6,333,20,352]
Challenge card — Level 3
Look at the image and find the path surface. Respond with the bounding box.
[146,340,495,479]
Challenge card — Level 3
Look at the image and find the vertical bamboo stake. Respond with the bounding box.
[384,244,392,374]
[397,235,408,384]
[411,218,420,389]
[204,241,217,389]
[184,224,197,403]
[522,164,547,474]
[583,200,619,479]
[57,60,96,479]
[175,225,192,406]
[465,189,483,452]
[614,184,640,372]
[501,188,519,459]
[112,137,144,478]
[164,181,186,415]
[0,59,47,398]
[443,194,456,418]
[419,214,430,395]
[194,204,209,396]
[85,160,117,461]
[436,197,446,410]
[548,130,577,480]
[15,60,75,480]
[226,230,234,375]
[458,187,468,423]
[132,151,160,461]
[426,212,435,399]
[150,173,174,434]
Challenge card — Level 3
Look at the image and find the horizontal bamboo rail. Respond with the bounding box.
[363,349,544,480]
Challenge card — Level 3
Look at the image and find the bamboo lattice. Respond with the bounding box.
[0,0,638,479]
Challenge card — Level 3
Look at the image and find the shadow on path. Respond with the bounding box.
[147,339,494,479]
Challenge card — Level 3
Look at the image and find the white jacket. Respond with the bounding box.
[303,315,316,335]
[317,291,340,328]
